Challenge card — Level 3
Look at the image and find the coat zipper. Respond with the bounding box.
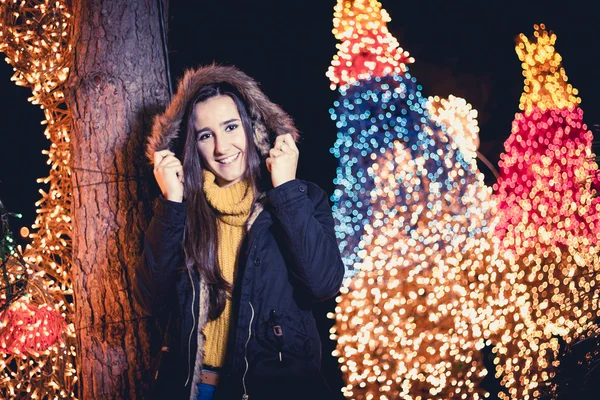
[184,266,197,387]
[242,301,255,400]
[240,220,267,399]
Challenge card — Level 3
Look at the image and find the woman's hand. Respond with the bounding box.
[153,150,184,202]
[266,134,299,188]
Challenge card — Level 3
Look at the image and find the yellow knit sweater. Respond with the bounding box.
[202,170,254,367]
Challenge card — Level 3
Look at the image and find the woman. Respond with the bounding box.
[135,65,345,400]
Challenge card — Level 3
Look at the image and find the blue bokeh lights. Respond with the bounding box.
[330,72,487,279]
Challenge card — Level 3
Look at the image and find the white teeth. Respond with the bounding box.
[216,152,240,165]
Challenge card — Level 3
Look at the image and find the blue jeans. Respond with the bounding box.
[195,368,218,400]
[196,383,216,400]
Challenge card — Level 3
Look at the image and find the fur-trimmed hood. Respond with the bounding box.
[146,65,301,400]
[147,64,299,162]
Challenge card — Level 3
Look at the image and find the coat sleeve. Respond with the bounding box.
[267,179,345,301]
[134,196,186,321]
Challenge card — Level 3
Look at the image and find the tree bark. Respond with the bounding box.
[67,0,170,398]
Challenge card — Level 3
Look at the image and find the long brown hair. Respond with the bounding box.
[181,83,262,320]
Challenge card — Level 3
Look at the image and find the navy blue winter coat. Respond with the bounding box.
[136,178,345,400]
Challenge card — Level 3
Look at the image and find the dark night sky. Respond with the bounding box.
[1,0,599,232]
[0,1,598,396]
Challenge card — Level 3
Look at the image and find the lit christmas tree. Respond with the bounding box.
[328,0,414,278]
[0,1,77,398]
[491,24,600,400]
[328,1,502,398]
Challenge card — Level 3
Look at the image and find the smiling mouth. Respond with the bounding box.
[216,152,240,165]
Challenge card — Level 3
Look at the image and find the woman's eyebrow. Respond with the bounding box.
[195,126,211,135]
[220,118,240,126]
[196,118,240,134]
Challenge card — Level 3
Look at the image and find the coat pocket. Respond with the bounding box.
[247,308,329,400]
[254,308,314,366]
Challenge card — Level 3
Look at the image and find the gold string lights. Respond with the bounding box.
[333,133,501,398]
[327,0,414,90]
[0,0,76,398]
[491,24,600,399]
[516,24,580,114]
[329,9,504,388]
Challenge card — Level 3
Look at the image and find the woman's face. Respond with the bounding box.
[194,95,248,187]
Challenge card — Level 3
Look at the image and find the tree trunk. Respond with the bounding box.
[67,0,170,398]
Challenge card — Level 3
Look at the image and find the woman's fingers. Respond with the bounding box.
[153,151,184,202]
[269,148,284,158]
[268,134,299,188]
[154,154,179,169]
[265,157,273,173]
[170,164,184,183]
[272,134,299,156]
[153,149,175,166]
[158,159,182,169]
[279,142,296,155]
[153,150,170,165]
[273,134,298,153]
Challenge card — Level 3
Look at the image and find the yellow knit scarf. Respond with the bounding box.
[201,170,254,367]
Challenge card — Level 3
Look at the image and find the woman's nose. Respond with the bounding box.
[213,136,230,155]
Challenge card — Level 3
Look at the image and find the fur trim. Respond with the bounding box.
[147,64,299,162]
[189,279,211,400]
[159,66,287,399]
[246,193,266,231]
[188,199,264,400]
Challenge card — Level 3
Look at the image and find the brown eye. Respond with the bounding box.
[225,123,239,132]
[197,133,213,142]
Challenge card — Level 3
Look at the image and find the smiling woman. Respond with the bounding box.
[194,94,250,188]
[135,65,345,400]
